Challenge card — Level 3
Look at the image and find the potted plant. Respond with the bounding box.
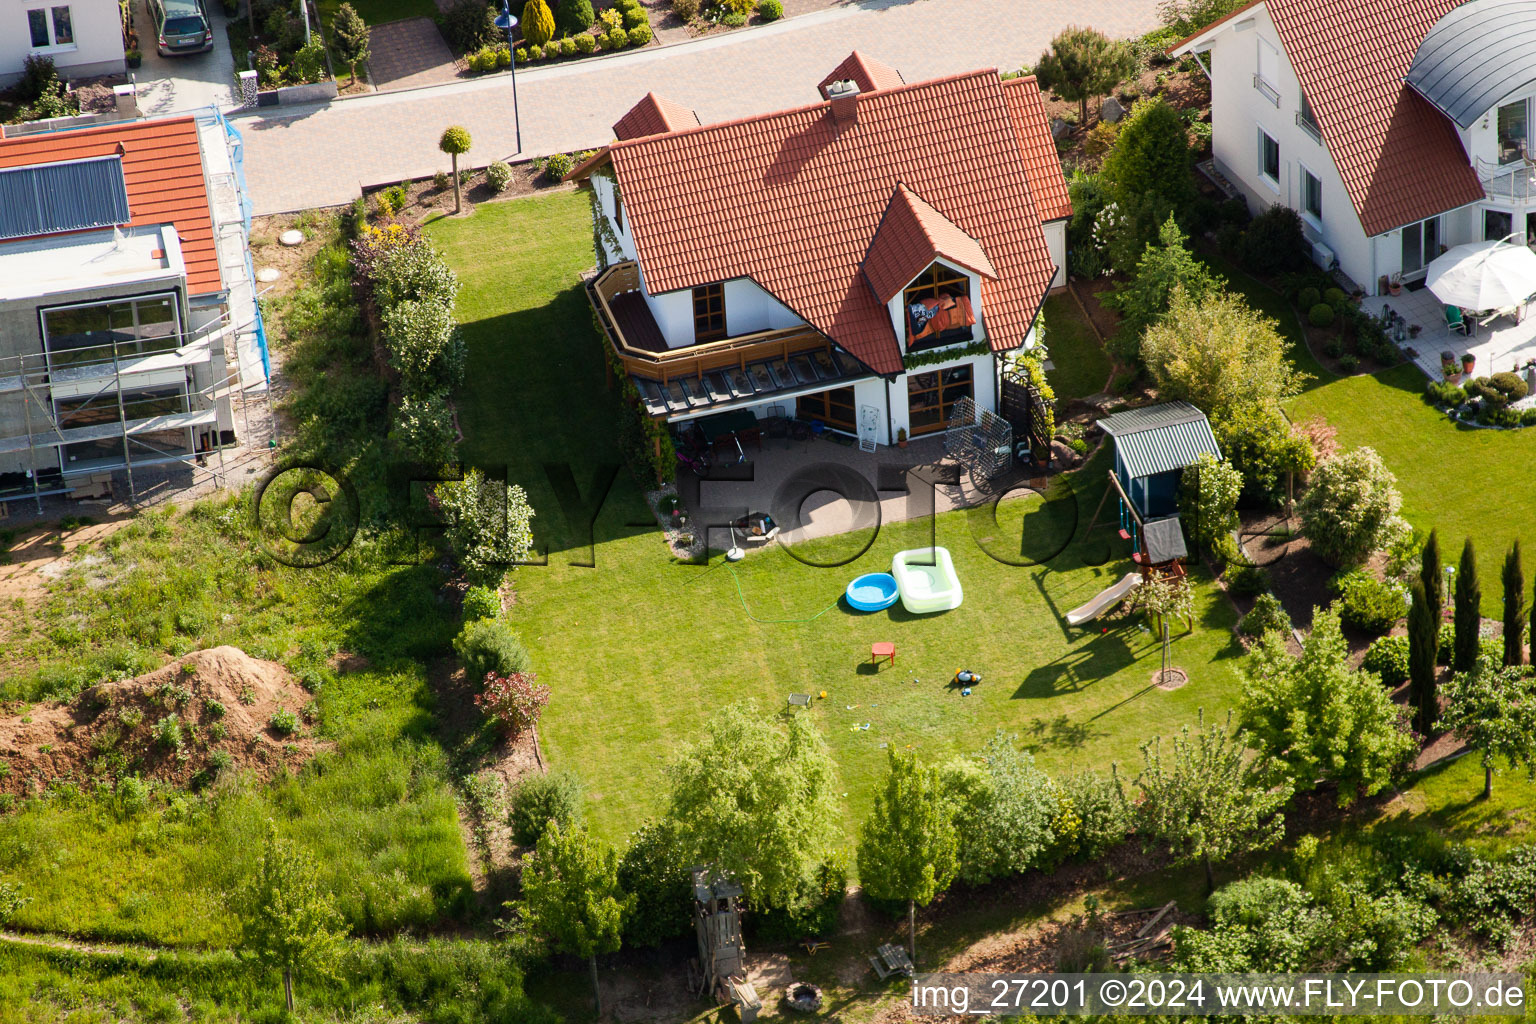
[126,48,141,68]
[1462,352,1477,375]
[1442,351,1460,382]
[1389,273,1403,296]
[1408,323,1421,339]
[1351,289,1364,304]
[896,427,908,449]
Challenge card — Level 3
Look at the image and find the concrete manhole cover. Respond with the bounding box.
[256,267,282,283]
[278,229,304,246]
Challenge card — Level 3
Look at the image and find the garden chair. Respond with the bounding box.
[1445,304,1470,337]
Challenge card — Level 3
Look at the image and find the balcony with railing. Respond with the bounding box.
[1479,156,1536,204]
[1252,74,1281,107]
[1295,109,1322,144]
[587,261,868,418]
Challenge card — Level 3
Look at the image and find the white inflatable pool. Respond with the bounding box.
[891,547,963,614]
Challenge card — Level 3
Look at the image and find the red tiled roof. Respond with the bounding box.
[585,67,1057,375]
[1180,0,1484,236]
[817,51,905,98]
[0,116,220,295]
[863,184,998,304]
[613,93,701,141]
[1001,76,1073,222]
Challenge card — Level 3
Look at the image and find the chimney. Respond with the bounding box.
[827,79,860,128]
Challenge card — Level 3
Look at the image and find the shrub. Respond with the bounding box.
[757,0,783,17]
[604,26,629,46]
[370,235,459,310]
[672,0,699,15]
[1424,381,1465,407]
[486,160,513,192]
[556,0,594,32]
[521,0,555,43]
[443,0,498,50]
[462,585,501,620]
[1180,451,1241,547]
[510,770,582,846]
[1298,447,1406,567]
[1216,405,1317,505]
[543,152,574,180]
[618,820,693,947]
[154,715,182,751]
[1308,303,1335,328]
[627,22,651,44]
[1362,635,1411,685]
[559,36,576,54]
[390,391,458,466]
[1241,592,1292,637]
[1296,286,1321,309]
[622,5,647,27]
[18,54,57,103]
[291,41,327,83]
[1102,215,1223,341]
[382,298,456,390]
[1240,204,1309,277]
[1223,561,1270,597]
[1338,354,1360,373]
[454,619,530,686]
[514,46,528,62]
[1523,408,1536,427]
[573,32,595,52]
[204,699,226,720]
[475,671,549,737]
[1438,621,1455,666]
[527,43,543,60]
[1490,371,1530,402]
[1323,287,1347,306]
[268,707,300,736]
[1485,405,1522,428]
[1332,570,1408,634]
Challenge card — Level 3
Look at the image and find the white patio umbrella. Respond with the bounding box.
[1425,239,1536,311]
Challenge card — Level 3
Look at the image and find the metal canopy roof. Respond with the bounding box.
[1100,401,1222,481]
[0,156,130,242]
[1406,0,1536,130]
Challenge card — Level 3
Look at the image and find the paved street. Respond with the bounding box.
[236,0,1161,215]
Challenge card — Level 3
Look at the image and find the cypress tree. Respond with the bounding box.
[1454,538,1481,674]
[1408,578,1439,737]
[1421,529,1443,617]
[1504,540,1526,667]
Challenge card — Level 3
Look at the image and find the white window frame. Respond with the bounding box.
[1257,128,1281,193]
[1252,37,1281,106]
[25,4,77,53]
[1401,216,1441,276]
[1300,164,1322,226]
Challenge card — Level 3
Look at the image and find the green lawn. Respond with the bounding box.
[1042,291,1112,401]
[429,193,1248,848]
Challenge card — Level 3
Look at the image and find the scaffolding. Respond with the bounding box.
[0,308,268,511]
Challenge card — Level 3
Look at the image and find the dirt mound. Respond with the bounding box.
[0,646,320,797]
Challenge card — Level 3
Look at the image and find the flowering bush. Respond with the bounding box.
[432,468,536,586]
[349,222,419,285]
[475,671,550,737]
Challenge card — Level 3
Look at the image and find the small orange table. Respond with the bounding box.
[871,642,896,668]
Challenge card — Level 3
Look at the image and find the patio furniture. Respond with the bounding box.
[870,641,896,667]
[868,943,914,980]
[787,693,812,709]
[1445,304,1470,336]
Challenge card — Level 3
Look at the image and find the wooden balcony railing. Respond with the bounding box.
[589,261,833,383]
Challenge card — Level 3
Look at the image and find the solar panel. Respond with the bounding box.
[0,156,131,242]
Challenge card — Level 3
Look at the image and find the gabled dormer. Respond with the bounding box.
[862,184,996,353]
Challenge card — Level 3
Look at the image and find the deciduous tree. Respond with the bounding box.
[519,822,628,1016]
[940,731,1056,884]
[666,702,839,912]
[1454,538,1481,674]
[331,3,370,85]
[439,125,472,214]
[1296,447,1406,568]
[858,748,959,963]
[1241,608,1415,805]
[432,468,535,587]
[235,823,347,1013]
[1438,657,1536,799]
[1127,711,1291,892]
[1034,26,1138,126]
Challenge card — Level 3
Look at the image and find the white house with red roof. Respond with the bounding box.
[1174,0,1536,297]
[0,111,262,504]
[569,53,1071,447]
[2,0,126,87]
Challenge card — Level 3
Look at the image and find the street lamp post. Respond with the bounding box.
[493,1,524,155]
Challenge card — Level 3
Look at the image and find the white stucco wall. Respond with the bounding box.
[723,278,801,336]
[1044,220,1067,290]
[1,0,124,86]
[1201,4,1376,289]
[590,175,637,264]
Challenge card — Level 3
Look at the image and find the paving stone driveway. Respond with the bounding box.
[368,17,459,92]
[237,0,1163,215]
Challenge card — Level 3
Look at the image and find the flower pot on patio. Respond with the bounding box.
[1389,281,1402,296]
[1463,353,1477,374]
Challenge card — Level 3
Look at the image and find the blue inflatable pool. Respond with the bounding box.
[845,572,900,612]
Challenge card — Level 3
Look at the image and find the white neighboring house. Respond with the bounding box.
[569,52,1072,449]
[1173,0,1536,297]
[3,0,125,87]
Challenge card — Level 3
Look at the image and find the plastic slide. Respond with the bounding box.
[890,547,963,614]
[1065,572,1142,626]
